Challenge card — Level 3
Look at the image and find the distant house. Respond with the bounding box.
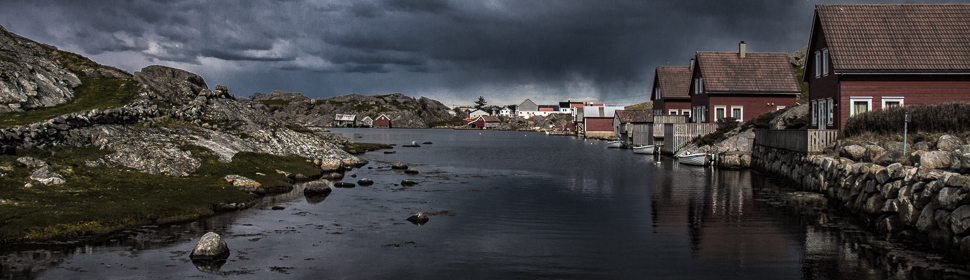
[613,110,654,144]
[333,114,356,127]
[357,116,373,128]
[499,106,512,117]
[374,114,391,128]
[516,99,539,118]
[806,4,970,131]
[580,105,624,138]
[689,42,800,123]
[651,66,692,118]
[469,116,501,129]
[559,101,583,114]
[469,109,490,119]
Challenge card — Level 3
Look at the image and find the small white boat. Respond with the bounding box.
[632,145,656,154]
[676,153,711,166]
[606,141,623,148]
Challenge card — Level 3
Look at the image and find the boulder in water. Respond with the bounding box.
[190,232,230,260]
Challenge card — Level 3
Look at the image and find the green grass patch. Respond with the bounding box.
[0,145,322,244]
[342,142,393,154]
[0,76,139,128]
[284,124,314,133]
[430,116,464,127]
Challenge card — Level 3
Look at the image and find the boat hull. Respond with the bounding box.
[676,153,710,166]
[632,145,655,154]
[606,141,623,148]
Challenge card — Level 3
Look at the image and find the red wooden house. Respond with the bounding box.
[805,4,970,131]
[688,42,800,123]
[650,66,692,117]
[469,116,500,128]
[373,114,391,128]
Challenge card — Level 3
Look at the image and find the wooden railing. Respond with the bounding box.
[754,129,838,153]
[652,115,687,139]
[662,123,717,154]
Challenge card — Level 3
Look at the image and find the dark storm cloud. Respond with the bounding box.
[0,0,963,104]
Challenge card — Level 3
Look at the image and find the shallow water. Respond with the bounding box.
[2,128,968,279]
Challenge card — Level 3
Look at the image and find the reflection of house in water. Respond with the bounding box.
[651,168,793,263]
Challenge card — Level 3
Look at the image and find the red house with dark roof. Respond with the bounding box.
[805,4,970,131]
[469,116,500,129]
[651,66,692,117]
[689,42,800,123]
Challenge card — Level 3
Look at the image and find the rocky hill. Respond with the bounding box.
[246,91,453,128]
[0,25,366,243]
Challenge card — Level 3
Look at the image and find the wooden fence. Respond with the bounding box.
[662,123,717,154]
[754,129,839,154]
[652,115,687,139]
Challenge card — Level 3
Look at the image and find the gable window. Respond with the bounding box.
[814,51,821,78]
[882,97,904,109]
[849,97,872,116]
[714,106,726,121]
[731,106,743,122]
[654,88,661,100]
[822,49,829,77]
[698,78,703,93]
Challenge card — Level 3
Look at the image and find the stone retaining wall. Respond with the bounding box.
[753,145,970,261]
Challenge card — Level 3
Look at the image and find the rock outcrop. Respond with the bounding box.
[246,91,453,128]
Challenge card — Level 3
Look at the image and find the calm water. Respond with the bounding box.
[2,129,967,279]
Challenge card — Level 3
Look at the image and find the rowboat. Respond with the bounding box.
[676,153,711,166]
[632,145,656,154]
[606,141,623,148]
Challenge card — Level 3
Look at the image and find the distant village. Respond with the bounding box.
[329,3,970,156]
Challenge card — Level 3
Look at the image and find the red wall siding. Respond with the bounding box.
[374,118,391,128]
[836,76,970,130]
[585,117,614,132]
[707,94,797,122]
[806,16,840,129]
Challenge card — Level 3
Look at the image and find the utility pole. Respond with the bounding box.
[903,112,910,156]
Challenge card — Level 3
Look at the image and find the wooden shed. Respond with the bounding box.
[374,114,391,128]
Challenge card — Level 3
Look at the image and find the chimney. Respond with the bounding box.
[739,41,746,59]
[689,58,695,71]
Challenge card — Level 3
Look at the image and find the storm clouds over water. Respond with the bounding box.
[0,0,959,105]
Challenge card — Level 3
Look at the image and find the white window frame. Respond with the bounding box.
[882,96,904,109]
[814,51,821,78]
[730,106,743,122]
[810,100,819,125]
[681,109,691,117]
[668,109,678,115]
[826,98,834,126]
[654,88,660,100]
[849,96,873,116]
[822,48,829,77]
[698,77,704,93]
[714,106,726,121]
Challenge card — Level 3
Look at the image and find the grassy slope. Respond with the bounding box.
[0,76,139,128]
[0,145,322,244]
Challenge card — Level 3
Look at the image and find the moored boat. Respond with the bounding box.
[676,153,711,166]
[606,141,623,148]
[632,145,656,154]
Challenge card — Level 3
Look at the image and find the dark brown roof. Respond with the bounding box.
[614,110,653,123]
[816,4,970,72]
[655,66,691,99]
[696,52,800,94]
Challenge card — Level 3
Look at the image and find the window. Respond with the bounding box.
[698,78,704,93]
[822,49,829,77]
[849,97,872,116]
[731,106,743,122]
[693,78,700,94]
[654,88,661,100]
[882,97,904,109]
[809,100,818,125]
[668,109,678,115]
[714,106,726,121]
[681,109,691,118]
[827,98,834,126]
[814,51,821,78]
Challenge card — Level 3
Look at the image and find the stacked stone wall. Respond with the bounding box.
[753,145,970,260]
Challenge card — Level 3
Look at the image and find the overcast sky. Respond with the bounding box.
[1,0,963,106]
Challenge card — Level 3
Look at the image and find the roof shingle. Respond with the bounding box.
[615,110,653,123]
[816,4,970,72]
[696,52,800,94]
[656,66,691,99]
